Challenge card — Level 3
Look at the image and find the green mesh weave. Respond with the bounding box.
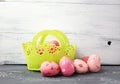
[22,30,76,71]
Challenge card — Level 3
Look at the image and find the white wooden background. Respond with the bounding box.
[0,0,120,65]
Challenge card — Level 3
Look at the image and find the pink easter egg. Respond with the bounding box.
[87,54,101,72]
[74,59,88,74]
[82,56,89,63]
[59,56,75,76]
[40,61,60,76]
[50,40,59,46]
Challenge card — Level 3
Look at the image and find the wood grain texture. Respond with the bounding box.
[0,2,120,64]
[3,0,120,5]
[0,65,120,84]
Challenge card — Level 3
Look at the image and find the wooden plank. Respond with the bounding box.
[3,0,120,5]
[0,0,5,2]
[0,3,120,33]
[0,32,120,64]
[0,3,120,64]
[0,65,120,84]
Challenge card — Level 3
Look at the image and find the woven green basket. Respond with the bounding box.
[22,30,76,71]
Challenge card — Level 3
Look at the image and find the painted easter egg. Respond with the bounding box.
[82,54,101,72]
[40,61,60,76]
[59,56,75,76]
[74,59,88,74]
[50,40,59,46]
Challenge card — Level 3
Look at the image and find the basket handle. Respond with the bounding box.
[32,30,69,48]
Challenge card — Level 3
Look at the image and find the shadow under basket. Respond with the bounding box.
[22,30,76,71]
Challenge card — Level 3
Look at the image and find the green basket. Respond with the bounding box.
[22,30,76,71]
